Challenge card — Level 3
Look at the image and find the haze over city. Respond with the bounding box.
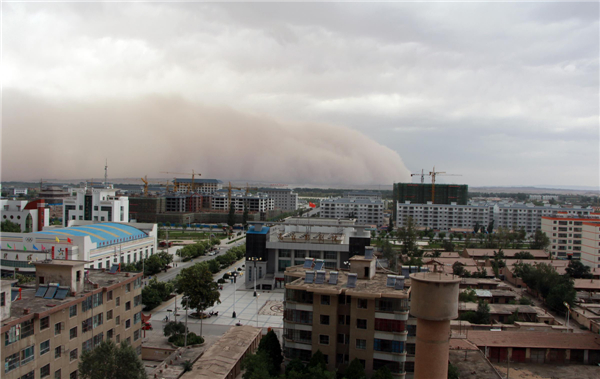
[2,2,598,187]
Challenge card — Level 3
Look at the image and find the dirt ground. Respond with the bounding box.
[450,350,502,379]
[493,363,600,379]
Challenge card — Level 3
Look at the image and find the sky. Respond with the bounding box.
[2,2,599,187]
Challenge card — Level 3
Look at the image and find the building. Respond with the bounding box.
[1,222,157,273]
[165,194,187,213]
[211,191,274,213]
[466,330,600,365]
[63,187,129,226]
[128,197,166,223]
[345,192,383,201]
[244,219,371,291]
[1,260,144,379]
[495,203,592,234]
[396,201,493,232]
[283,252,410,377]
[320,197,384,227]
[10,188,29,196]
[1,199,49,232]
[172,178,223,194]
[260,188,299,211]
[38,186,70,204]
[461,248,549,260]
[181,326,262,379]
[541,215,600,265]
[394,183,468,205]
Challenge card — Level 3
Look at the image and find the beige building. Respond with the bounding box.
[541,215,600,265]
[283,253,410,377]
[1,260,143,379]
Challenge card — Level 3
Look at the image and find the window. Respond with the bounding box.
[40,340,50,355]
[337,334,348,344]
[55,369,61,379]
[116,334,120,343]
[5,352,19,373]
[93,333,103,347]
[70,327,77,340]
[69,305,77,318]
[93,313,103,328]
[356,319,367,329]
[41,364,50,378]
[92,293,103,308]
[319,335,329,345]
[338,315,345,325]
[134,312,141,324]
[55,346,62,359]
[134,295,141,307]
[1,292,5,306]
[356,339,366,349]
[126,283,131,293]
[70,349,78,362]
[134,330,140,341]
[82,318,92,333]
[40,316,50,330]
[116,316,120,326]
[107,329,114,340]
[126,319,131,329]
[70,370,78,379]
[55,323,62,335]
[357,299,368,309]
[107,310,113,320]
[21,371,35,379]
[107,291,113,301]
[82,297,92,312]
[21,345,35,365]
[374,339,403,353]
[320,315,330,325]
[116,297,120,306]
[82,339,92,353]
[321,295,330,305]
[125,301,131,311]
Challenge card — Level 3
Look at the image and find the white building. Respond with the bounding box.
[344,191,382,200]
[63,187,129,226]
[541,214,600,264]
[9,188,28,196]
[320,197,384,226]
[0,199,49,232]
[173,178,223,194]
[211,190,274,212]
[260,188,299,211]
[1,222,157,273]
[396,201,494,231]
[495,203,592,234]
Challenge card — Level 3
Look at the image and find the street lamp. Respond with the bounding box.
[232,275,237,318]
[248,256,262,297]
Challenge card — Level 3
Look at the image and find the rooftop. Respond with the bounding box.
[34,222,149,246]
[321,197,383,204]
[466,330,600,350]
[574,279,600,291]
[463,249,549,259]
[181,326,261,379]
[459,303,538,315]
[173,178,222,184]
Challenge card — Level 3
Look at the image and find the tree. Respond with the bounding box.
[163,321,186,337]
[452,262,466,277]
[258,330,283,376]
[78,340,146,379]
[397,217,418,256]
[487,220,494,234]
[448,363,459,379]
[514,251,535,260]
[546,278,576,312]
[371,366,394,379]
[459,288,477,302]
[176,263,220,337]
[242,351,272,379]
[438,232,446,241]
[473,222,480,234]
[141,279,174,311]
[285,358,307,378]
[344,358,366,379]
[565,260,593,279]
[308,350,327,372]
[475,300,491,324]
[388,217,394,232]
[227,202,236,228]
[531,230,550,250]
[1,220,21,232]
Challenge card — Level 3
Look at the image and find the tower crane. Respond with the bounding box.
[429,166,462,204]
[411,169,430,184]
[159,170,201,193]
[141,176,173,196]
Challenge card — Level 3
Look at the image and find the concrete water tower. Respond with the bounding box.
[409,270,460,379]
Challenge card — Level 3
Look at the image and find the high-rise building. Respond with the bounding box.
[1,260,144,379]
[172,178,223,194]
[63,187,129,226]
[541,214,600,265]
[259,188,299,211]
[393,183,468,206]
[320,197,384,227]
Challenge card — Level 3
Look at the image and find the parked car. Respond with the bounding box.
[159,241,173,247]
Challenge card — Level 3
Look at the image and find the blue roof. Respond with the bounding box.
[173,178,222,184]
[247,225,269,235]
[35,223,149,247]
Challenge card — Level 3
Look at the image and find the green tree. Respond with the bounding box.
[344,358,366,379]
[1,220,21,232]
[487,220,494,234]
[397,217,418,256]
[448,362,459,379]
[227,202,236,228]
[459,288,477,302]
[176,263,221,337]
[514,251,535,260]
[531,230,550,250]
[371,366,394,379]
[285,358,307,378]
[208,259,221,273]
[438,232,446,241]
[452,262,467,277]
[546,279,576,312]
[565,260,593,279]
[308,350,327,372]
[258,330,283,376]
[141,279,174,311]
[242,351,272,379]
[475,300,491,324]
[78,340,146,379]
[163,321,186,337]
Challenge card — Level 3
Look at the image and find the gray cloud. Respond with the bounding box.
[2,91,410,185]
[2,2,598,187]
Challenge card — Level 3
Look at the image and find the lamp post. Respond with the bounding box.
[248,256,262,297]
[232,275,237,318]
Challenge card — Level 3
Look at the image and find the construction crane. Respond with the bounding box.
[141,176,149,196]
[411,169,430,184]
[159,170,201,193]
[429,166,462,204]
[141,176,173,196]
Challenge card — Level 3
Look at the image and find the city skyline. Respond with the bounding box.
[2,2,598,187]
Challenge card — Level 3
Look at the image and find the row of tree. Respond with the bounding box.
[512,262,576,312]
[177,239,221,261]
[121,251,173,276]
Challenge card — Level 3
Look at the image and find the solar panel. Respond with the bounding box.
[11,289,20,301]
[35,285,49,298]
[365,247,374,260]
[329,271,339,285]
[44,285,58,299]
[395,276,405,290]
[54,287,70,300]
[315,271,326,284]
[314,260,324,271]
[401,266,410,277]
[303,258,313,269]
[109,264,119,274]
[347,273,357,288]
[386,275,396,288]
[305,271,315,284]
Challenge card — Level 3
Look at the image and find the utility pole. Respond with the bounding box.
[232,275,237,318]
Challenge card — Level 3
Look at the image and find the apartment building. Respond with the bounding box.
[1,260,143,379]
[494,203,592,234]
[1,222,157,273]
[172,178,223,194]
[396,201,493,231]
[283,252,410,377]
[394,183,468,205]
[244,219,371,291]
[259,188,299,211]
[63,187,129,226]
[344,192,382,201]
[320,198,384,227]
[211,191,274,213]
[1,199,49,233]
[541,215,600,267]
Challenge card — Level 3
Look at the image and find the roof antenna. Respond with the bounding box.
[104,159,108,187]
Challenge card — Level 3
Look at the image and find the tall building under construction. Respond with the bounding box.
[393,183,468,205]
